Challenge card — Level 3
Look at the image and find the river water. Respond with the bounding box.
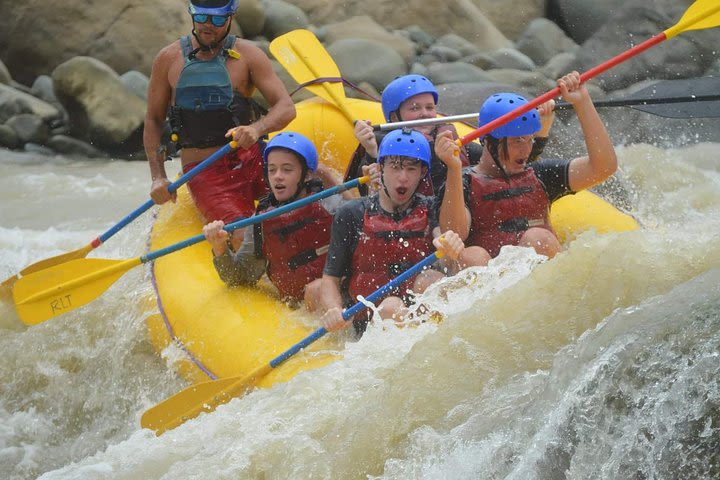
[1,140,720,479]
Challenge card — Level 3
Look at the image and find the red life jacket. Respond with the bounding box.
[348,202,434,301]
[466,167,553,257]
[255,200,333,301]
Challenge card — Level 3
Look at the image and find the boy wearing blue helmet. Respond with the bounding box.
[436,71,618,262]
[203,132,350,308]
[346,74,480,197]
[320,129,467,336]
[146,0,296,250]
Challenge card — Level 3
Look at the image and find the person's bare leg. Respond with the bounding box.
[520,227,561,258]
[303,278,323,312]
[459,246,491,268]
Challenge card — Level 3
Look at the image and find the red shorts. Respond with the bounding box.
[183,142,268,224]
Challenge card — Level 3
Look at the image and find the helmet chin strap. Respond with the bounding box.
[485,136,510,181]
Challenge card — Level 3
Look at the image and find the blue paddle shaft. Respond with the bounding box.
[141,176,364,263]
[269,252,439,368]
[97,143,234,244]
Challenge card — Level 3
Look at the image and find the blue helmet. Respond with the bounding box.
[479,93,541,139]
[188,0,237,15]
[381,75,439,122]
[377,129,431,169]
[264,132,319,172]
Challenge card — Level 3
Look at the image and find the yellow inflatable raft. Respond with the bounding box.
[146,96,640,387]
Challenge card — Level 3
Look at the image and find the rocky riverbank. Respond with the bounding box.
[0,0,718,160]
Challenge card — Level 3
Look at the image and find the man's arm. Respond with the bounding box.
[228,44,296,148]
[144,46,175,204]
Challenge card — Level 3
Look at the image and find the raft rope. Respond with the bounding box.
[147,209,219,380]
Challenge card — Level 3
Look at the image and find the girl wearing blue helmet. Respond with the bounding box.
[203,132,351,308]
[346,74,482,197]
[319,129,467,337]
[436,71,618,263]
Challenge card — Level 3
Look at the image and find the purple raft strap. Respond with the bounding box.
[290,76,381,102]
[147,210,218,380]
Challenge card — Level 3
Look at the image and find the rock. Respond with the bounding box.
[323,16,417,64]
[52,56,146,152]
[435,81,528,118]
[568,0,720,91]
[460,52,497,71]
[404,25,435,51]
[0,0,189,84]
[489,48,536,71]
[23,143,56,156]
[485,69,556,96]
[0,58,10,85]
[472,0,546,41]
[515,18,578,67]
[6,113,50,144]
[0,124,20,149]
[346,81,380,101]
[291,0,511,51]
[47,135,105,158]
[261,0,310,40]
[0,83,61,123]
[409,63,430,77]
[547,0,626,44]
[435,34,482,58]
[30,75,59,105]
[328,39,407,92]
[427,62,493,85]
[120,70,149,101]
[540,52,577,81]
[235,0,266,38]
[424,45,463,63]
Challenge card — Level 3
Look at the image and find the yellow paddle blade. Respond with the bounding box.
[0,243,94,299]
[270,29,355,122]
[12,257,141,325]
[141,364,273,435]
[664,0,720,38]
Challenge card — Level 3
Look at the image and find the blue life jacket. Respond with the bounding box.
[169,35,262,149]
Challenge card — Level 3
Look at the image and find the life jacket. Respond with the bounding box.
[253,183,333,301]
[466,167,553,257]
[344,123,470,196]
[169,35,262,149]
[348,198,434,301]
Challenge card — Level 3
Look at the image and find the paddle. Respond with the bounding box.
[12,175,369,326]
[140,250,443,435]
[269,29,356,123]
[0,142,238,299]
[371,76,720,131]
[458,0,720,146]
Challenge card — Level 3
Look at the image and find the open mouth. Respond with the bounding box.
[395,187,408,197]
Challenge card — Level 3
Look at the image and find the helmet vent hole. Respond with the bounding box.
[509,99,515,104]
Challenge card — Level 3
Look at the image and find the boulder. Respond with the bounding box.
[328,39,407,92]
[120,70,149,101]
[547,0,626,44]
[0,0,189,84]
[6,114,50,144]
[485,69,556,96]
[52,56,146,152]
[323,16,417,64]
[489,48,536,71]
[568,0,720,91]
[435,81,527,118]
[0,83,62,123]
[235,0,266,38]
[515,18,579,66]
[427,62,493,85]
[261,0,310,40]
[0,58,10,85]
[0,124,20,149]
[47,135,105,158]
[291,0,511,51]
